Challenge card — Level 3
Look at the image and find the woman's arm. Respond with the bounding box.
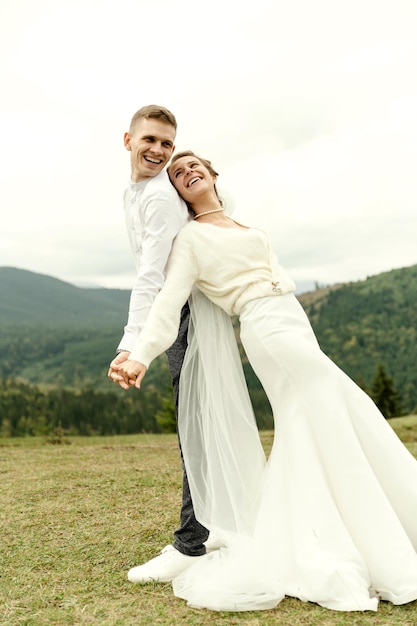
[117,230,198,386]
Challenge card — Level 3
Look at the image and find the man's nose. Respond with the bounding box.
[150,142,163,154]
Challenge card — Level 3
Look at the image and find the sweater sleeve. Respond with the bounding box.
[129,229,198,367]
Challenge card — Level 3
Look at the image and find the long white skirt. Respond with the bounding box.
[174,293,417,612]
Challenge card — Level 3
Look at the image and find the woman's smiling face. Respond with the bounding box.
[168,156,217,203]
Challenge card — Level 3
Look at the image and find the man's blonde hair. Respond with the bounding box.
[129,105,177,132]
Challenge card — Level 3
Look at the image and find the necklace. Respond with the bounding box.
[194,208,224,220]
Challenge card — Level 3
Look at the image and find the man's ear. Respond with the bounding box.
[124,132,131,151]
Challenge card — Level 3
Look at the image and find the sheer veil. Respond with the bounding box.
[178,288,266,541]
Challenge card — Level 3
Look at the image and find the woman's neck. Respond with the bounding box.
[191,195,221,212]
[193,207,225,220]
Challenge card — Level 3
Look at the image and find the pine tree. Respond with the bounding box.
[155,389,177,433]
[370,363,404,418]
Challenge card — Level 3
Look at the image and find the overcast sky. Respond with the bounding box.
[1,0,416,293]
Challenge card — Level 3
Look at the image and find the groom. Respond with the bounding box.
[108,105,219,582]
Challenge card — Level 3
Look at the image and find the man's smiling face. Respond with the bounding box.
[124,117,175,182]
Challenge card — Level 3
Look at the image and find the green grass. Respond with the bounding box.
[1,418,417,626]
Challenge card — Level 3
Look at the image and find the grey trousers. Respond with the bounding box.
[166,302,209,556]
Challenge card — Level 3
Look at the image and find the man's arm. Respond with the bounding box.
[109,193,186,386]
[117,195,186,352]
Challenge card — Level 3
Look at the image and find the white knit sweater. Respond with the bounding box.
[130,221,296,367]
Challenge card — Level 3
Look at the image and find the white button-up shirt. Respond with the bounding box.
[117,170,189,353]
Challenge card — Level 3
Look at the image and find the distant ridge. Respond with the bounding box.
[0,266,130,327]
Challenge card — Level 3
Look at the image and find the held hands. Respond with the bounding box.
[108,351,147,390]
[108,351,130,390]
[114,359,147,390]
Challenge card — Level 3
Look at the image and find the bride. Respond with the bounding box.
[116,150,417,613]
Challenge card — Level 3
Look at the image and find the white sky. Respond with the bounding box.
[1,0,416,292]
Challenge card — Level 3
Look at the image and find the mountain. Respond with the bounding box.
[298,264,417,413]
[0,267,133,393]
[0,264,416,413]
[0,267,130,327]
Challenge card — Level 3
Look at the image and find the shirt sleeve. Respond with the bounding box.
[129,231,198,367]
[117,193,186,353]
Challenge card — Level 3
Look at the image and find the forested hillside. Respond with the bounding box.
[298,264,417,413]
[0,266,130,327]
[0,264,416,437]
[0,267,173,436]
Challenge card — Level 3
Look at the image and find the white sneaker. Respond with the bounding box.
[127,545,202,583]
[204,534,226,553]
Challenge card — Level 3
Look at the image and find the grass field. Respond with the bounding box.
[1,416,417,626]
